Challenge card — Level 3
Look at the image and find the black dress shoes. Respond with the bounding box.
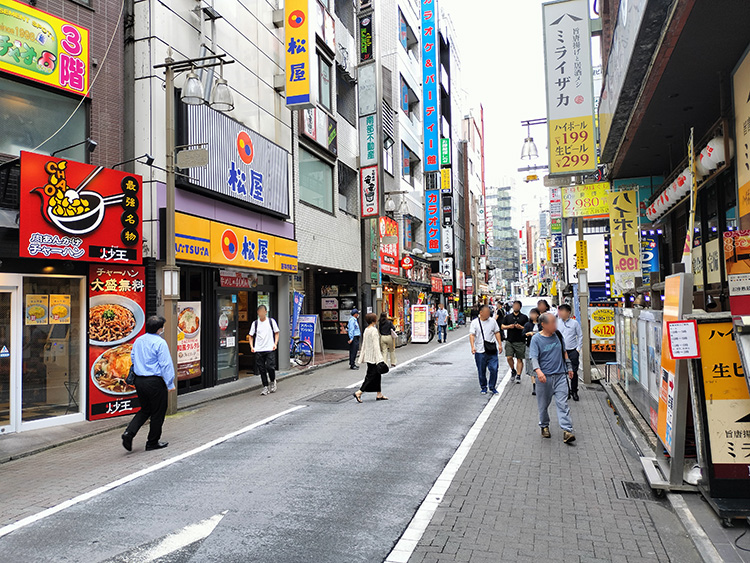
[121,431,133,452]
[571,391,580,401]
[145,441,169,451]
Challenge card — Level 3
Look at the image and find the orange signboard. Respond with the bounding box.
[657,275,680,453]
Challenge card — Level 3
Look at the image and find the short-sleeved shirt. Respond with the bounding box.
[470,317,500,354]
[502,312,529,342]
[249,318,279,352]
[436,308,449,326]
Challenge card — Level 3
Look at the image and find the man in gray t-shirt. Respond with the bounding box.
[529,313,575,443]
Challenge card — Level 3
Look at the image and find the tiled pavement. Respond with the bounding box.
[408,377,702,563]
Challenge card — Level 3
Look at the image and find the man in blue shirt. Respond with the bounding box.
[529,313,576,443]
[436,303,449,343]
[557,304,583,401]
[347,309,361,370]
[122,315,175,452]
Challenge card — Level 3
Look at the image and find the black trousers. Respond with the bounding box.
[126,375,168,445]
[255,350,276,387]
[349,336,360,367]
[567,349,580,393]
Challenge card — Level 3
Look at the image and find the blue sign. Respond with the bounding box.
[290,291,304,352]
[297,314,317,348]
[425,189,441,253]
[421,0,439,172]
[641,235,659,285]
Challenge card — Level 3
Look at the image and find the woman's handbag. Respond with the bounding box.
[477,320,498,355]
[377,361,390,374]
[126,364,136,385]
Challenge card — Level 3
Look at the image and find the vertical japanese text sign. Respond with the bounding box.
[542,0,597,175]
[421,0,440,172]
[425,189,442,254]
[608,189,640,293]
[285,0,317,108]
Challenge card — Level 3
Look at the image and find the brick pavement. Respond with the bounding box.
[0,328,468,529]
[407,376,702,563]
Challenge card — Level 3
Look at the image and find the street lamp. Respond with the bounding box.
[520,119,546,160]
[154,50,234,415]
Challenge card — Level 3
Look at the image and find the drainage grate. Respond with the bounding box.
[302,389,356,404]
[614,479,660,501]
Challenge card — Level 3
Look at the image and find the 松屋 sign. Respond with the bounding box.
[543,0,597,175]
[285,0,317,108]
[421,0,439,172]
[0,1,90,96]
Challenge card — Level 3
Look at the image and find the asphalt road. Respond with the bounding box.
[1,335,500,562]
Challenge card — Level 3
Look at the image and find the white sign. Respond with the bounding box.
[442,226,454,254]
[226,336,236,348]
[667,320,700,359]
[359,114,377,166]
[551,247,564,264]
[441,257,454,284]
[729,273,750,296]
[550,187,562,218]
[360,166,379,217]
[358,63,377,116]
[411,305,430,343]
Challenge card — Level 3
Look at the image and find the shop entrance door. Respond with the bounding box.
[0,289,15,434]
[216,292,238,382]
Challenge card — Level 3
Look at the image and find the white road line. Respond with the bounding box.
[345,334,470,389]
[385,366,512,563]
[132,511,227,563]
[0,406,306,540]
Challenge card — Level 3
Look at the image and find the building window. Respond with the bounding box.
[402,143,421,187]
[300,148,334,213]
[400,75,419,118]
[336,67,356,126]
[338,162,358,216]
[319,55,332,112]
[384,143,394,176]
[398,10,418,54]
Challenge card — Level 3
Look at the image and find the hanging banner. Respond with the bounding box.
[177,302,201,381]
[284,0,317,108]
[641,234,659,285]
[734,47,750,230]
[543,0,597,175]
[609,189,640,293]
[88,265,146,421]
[425,189,441,254]
[0,0,90,96]
[379,216,399,275]
[421,0,440,171]
[562,182,610,217]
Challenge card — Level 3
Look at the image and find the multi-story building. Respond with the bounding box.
[488,186,520,298]
[462,111,488,299]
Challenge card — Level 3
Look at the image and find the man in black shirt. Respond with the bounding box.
[501,300,529,384]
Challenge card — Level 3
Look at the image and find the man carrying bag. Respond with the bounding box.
[469,305,503,395]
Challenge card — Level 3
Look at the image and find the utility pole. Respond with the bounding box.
[577,216,592,384]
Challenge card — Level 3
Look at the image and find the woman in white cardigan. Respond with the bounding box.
[353,312,389,402]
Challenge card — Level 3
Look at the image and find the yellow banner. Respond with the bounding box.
[284,0,315,108]
[576,240,588,270]
[441,168,451,192]
[609,189,640,292]
[0,0,90,96]
[549,117,597,175]
[562,182,610,217]
[175,212,297,273]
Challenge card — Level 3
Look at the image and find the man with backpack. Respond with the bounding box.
[248,305,280,396]
[529,312,576,443]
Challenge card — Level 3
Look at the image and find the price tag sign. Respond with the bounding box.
[575,240,588,270]
[667,320,701,359]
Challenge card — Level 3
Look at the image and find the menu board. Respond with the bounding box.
[177,301,201,381]
[87,265,146,420]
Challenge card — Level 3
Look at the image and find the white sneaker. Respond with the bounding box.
[270,381,277,393]
[261,386,269,396]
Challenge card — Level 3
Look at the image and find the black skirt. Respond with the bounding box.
[360,362,382,392]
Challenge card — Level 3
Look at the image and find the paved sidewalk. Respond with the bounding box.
[0,327,468,529]
[407,376,702,563]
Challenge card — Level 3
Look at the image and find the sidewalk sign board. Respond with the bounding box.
[411,305,429,343]
[297,314,325,365]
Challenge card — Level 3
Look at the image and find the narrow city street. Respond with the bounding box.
[0,330,700,562]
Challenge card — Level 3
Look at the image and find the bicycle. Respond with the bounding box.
[404,321,436,344]
[290,336,313,366]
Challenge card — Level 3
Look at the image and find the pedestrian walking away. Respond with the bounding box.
[347,309,361,370]
[470,304,479,321]
[469,305,503,395]
[249,305,280,396]
[529,312,576,443]
[557,303,583,401]
[524,307,541,395]
[121,315,175,452]
[436,303,449,343]
[378,312,397,367]
[353,313,389,402]
[501,300,528,384]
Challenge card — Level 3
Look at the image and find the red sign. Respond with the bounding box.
[401,255,414,270]
[431,275,443,293]
[379,216,399,275]
[87,265,146,420]
[20,152,142,264]
[444,285,453,294]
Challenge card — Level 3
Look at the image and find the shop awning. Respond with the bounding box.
[383,275,409,286]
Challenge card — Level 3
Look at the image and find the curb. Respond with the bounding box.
[0,357,348,465]
[599,380,723,563]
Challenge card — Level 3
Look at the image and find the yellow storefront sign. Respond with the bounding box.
[0,1,90,96]
[175,212,297,273]
[575,240,588,270]
[609,189,640,293]
[284,0,316,108]
[441,168,451,192]
[562,182,610,218]
[549,117,597,175]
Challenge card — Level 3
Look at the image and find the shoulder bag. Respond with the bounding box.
[477,320,498,355]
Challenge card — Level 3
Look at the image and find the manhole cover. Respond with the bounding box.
[613,479,659,501]
[428,361,452,366]
[302,389,355,404]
